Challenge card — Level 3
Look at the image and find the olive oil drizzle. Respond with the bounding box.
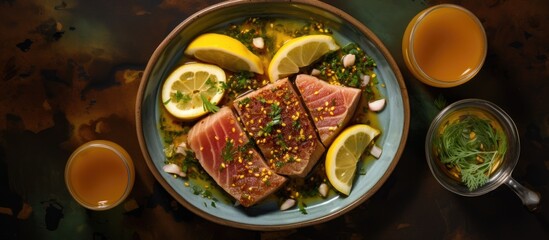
[159,17,383,211]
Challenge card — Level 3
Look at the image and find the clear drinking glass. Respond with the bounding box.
[402,4,487,87]
[425,99,540,211]
[65,140,135,210]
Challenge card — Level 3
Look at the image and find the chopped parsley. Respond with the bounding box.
[270,102,282,119]
[258,102,282,136]
[292,119,301,129]
[275,134,288,149]
[175,91,191,103]
[238,142,253,156]
[314,42,377,89]
[191,185,219,205]
[158,16,386,211]
[221,140,236,163]
[298,201,308,215]
[205,77,223,92]
[240,97,251,105]
[359,166,367,175]
[191,185,202,195]
[164,90,192,105]
[275,161,285,168]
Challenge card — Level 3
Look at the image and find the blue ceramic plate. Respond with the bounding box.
[136,0,409,230]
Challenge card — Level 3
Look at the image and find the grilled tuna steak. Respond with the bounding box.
[187,107,287,207]
[233,78,325,177]
[295,74,361,146]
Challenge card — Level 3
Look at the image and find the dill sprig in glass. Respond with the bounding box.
[434,114,507,191]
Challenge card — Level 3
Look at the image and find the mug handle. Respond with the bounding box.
[505,177,541,211]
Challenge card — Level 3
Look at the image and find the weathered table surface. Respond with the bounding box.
[1,0,548,239]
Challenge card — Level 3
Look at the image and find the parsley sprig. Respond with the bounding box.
[258,102,282,136]
[221,140,236,163]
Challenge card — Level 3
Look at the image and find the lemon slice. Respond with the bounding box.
[184,33,264,74]
[161,63,226,120]
[325,124,380,195]
[267,34,339,82]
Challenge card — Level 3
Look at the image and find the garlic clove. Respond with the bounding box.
[342,54,356,67]
[318,183,329,197]
[361,74,371,86]
[175,142,188,155]
[370,144,383,159]
[252,37,264,49]
[163,163,186,177]
[368,99,386,112]
[280,198,296,211]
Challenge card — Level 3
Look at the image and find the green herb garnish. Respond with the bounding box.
[314,42,377,89]
[434,115,507,191]
[165,90,191,105]
[200,94,220,113]
[258,102,282,136]
[240,97,251,105]
[359,166,367,175]
[298,201,308,215]
[275,161,285,168]
[221,140,236,163]
[191,185,203,195]
[205,77,223,92]
[292,119,301,129]
[275,134,288,149]
[181,150,199,173]
[269,102,282,122]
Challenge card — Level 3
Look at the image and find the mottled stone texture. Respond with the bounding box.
[0,0,548,239]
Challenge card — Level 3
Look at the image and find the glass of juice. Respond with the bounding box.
[402,4,487,87]
[65,140,135,210]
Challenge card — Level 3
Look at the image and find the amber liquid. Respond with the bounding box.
[412,6,485,82]
[67,142,130,209]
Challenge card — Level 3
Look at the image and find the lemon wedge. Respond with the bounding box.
[325,124,380,195]
[161,63,226,120]
[267,34,339,82]
[184,33,264,74]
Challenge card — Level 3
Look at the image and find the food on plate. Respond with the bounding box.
[159,17,385,209]
[368,98,386,112]
[161,63,226,120]
[295,74,361,145]
[267,34,339,82]
[433,110,507,191]
[325,124,380,195]
[187,107,287,207]
[311,42,377,89]
[184,33,264,74]
[233,78,325,177]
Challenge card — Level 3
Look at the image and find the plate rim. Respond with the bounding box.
[135,0,410,230]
